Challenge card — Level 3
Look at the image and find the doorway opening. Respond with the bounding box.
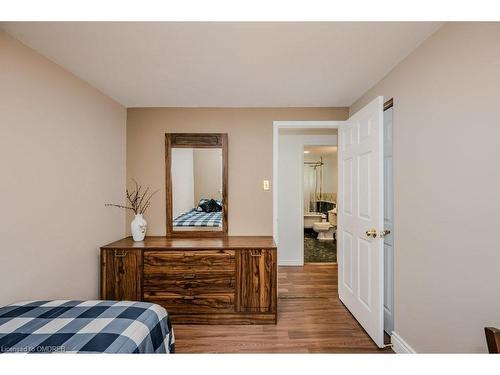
[273,96,394,348]
[303,145,338,263]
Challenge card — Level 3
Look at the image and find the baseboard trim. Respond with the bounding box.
[278,260,303,266]
[391,332,416,353]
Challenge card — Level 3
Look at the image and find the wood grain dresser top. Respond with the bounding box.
[102,236,277,250]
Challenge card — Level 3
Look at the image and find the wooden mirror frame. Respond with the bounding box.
[165,133,228,238]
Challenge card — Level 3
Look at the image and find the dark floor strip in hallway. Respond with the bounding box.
[304,230,337,263]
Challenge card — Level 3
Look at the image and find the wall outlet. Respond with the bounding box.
[263,179,270,191]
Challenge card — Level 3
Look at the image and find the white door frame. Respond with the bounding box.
[272,120,344,248]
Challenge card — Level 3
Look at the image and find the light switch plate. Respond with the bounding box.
[263,179,270,191]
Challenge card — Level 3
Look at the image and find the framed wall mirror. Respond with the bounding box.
[165,133,228,237]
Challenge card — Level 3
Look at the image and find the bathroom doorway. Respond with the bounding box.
[303,145,338,263]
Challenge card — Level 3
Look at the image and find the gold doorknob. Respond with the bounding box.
[365,229,378,238]
[380,229,391,238]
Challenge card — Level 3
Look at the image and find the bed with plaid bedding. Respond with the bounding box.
[0,300,175,353]
[173,209,222,227]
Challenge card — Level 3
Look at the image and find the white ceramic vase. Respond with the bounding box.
[131,214,147,242]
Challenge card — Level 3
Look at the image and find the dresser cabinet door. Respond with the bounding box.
[237,249,276,312]
[101,249,142,301]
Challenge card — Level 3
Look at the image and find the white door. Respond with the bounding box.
[338,96,385,347]
[383,106,395,334]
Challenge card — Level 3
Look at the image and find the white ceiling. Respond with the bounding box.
[1,22,442,107]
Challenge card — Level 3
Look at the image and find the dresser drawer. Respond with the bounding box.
[144,250,235,274]
[144,292,235,314]
[144,271,235,294]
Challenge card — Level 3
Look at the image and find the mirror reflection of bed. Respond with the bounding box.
[171,147,223,231]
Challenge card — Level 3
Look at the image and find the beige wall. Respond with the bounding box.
[127,108,348,235]
[193,149,223,204]
[171,148,195,218]
[351,23,500,353]
[0,31,126,306]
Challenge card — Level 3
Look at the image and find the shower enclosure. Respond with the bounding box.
[304,156,336,215]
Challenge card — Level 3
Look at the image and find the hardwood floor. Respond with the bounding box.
[173,264,393,353]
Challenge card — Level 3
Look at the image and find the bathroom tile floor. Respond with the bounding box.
[304,230,337,263]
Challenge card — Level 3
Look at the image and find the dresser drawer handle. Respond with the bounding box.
[183,296,195,300]
[184,252,195,257]
[183,274,196,279]
[114,251,127,258]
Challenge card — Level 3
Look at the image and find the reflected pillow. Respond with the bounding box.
[196,198,209,211]
[198,198,222,213]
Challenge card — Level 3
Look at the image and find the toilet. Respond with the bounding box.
[312,208,337,240]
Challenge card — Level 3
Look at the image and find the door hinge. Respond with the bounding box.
[380,229,391,238]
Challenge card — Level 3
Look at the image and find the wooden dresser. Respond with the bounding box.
[100,236,277,324]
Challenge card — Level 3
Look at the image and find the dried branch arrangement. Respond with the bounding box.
[106,179,158,215]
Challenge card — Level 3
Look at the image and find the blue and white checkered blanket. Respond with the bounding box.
[0,300,175,353]
[173,209,222,227]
